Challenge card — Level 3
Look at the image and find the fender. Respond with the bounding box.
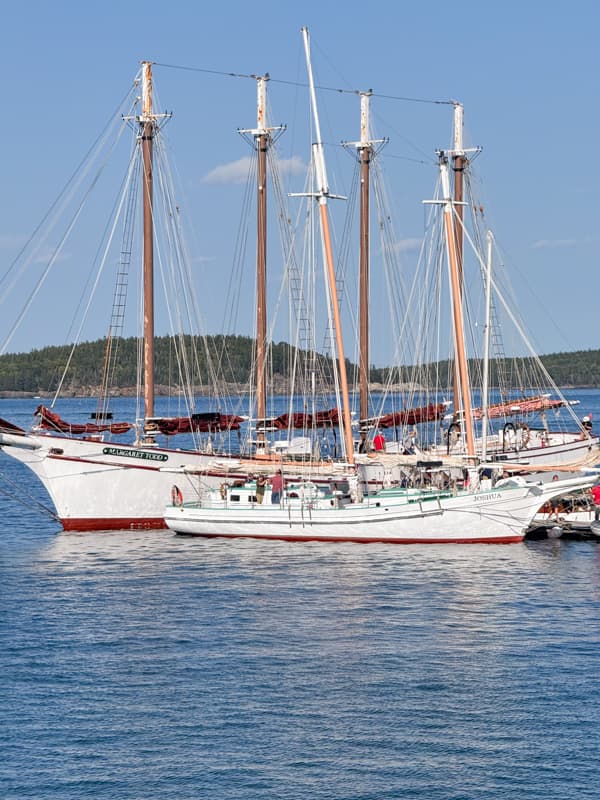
[171,485,183,507]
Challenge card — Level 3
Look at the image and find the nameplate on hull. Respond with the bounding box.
[102,447,168,462]
[473,492,502,503]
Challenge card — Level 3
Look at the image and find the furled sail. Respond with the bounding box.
[361,403,448,430]
[34,406,244,436]
[472,395,565,420]
[35,405,133,435]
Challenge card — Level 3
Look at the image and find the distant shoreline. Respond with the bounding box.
[1,384,596,400]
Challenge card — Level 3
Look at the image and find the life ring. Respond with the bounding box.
[171,485,183,507]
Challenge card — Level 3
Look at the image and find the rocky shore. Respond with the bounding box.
[0,380,424,400]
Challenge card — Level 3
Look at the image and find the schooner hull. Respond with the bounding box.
[427,434,600,471]
[0,432,350,531]
[2,435,193,530]
[483,437,599,468]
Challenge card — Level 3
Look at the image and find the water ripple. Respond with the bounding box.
[1,520,600,798]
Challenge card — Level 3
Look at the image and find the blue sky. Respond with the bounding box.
[0,0,598,365]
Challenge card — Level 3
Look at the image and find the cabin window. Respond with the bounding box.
[230,494,240,502]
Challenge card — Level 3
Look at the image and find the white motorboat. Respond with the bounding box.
[164,470,597,545]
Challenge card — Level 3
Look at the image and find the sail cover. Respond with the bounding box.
[35,406,133,435]
[34,406,244,436]
[361,403,448,429]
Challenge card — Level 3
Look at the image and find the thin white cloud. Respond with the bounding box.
[0,234,70,265]
[531,238,578,249]
[277,155,306,176]
[203,155,306,185]
[36,246,71,265]
[393,237,422,253]
[203,156,252,184]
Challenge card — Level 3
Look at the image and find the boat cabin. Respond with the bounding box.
[208,479,349,510]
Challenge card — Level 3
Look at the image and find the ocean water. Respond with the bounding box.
[1,392,600,799]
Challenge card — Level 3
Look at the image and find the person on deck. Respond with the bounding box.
[271,470,284,504]
[591,484,600,520]
[581,416,593,438]
[256,474,266,504]
[373,430,386,452]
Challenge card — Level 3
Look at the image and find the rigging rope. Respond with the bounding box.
[152,60,455,106]
[0,82,140,293]
[0,471,59,523]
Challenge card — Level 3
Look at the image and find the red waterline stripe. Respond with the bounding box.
[173,532,524,544]
[60,517,168,532]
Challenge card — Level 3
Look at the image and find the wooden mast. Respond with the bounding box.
[440,155,475,457]
[239,78,284,453]
[451,103,465,427]
[301,27,354,465]
[255,77,269,449]
[344,95,385,427]
[358,92,372,423]
[452,103,465,285]
[481,230,494,461]
[140,61,155,423]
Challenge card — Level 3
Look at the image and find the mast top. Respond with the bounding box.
[453,102,464,155]
[294,28,346,201]
[123,61,171,129]
[439,103,480,160]
[141,61,153,122]
[238,74,285,139]
[302,27,329,197]
[360,92,372,146]
[342,91,388,154]
[256,74,268,134]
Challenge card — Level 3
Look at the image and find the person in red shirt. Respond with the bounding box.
[591,484,600,520]
[373,430,386,452]
[270,470,284,504]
